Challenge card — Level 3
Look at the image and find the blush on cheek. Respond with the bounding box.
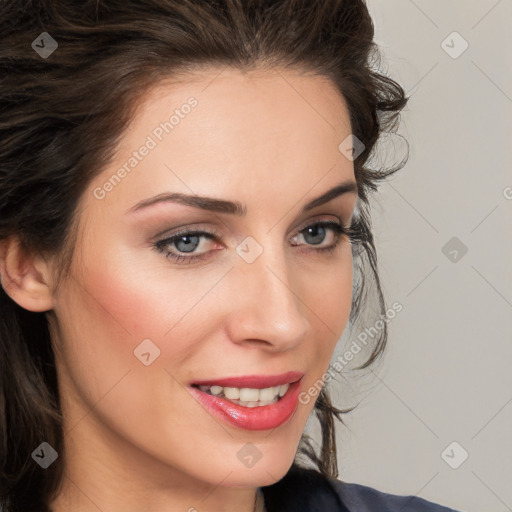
[76,258,193,375]
[85,263,159,338]
[60,271,146,381]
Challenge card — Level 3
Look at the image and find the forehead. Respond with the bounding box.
[84,66,355,216]
[123,65,351,152]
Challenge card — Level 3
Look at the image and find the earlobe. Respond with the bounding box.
[0,237,55,312]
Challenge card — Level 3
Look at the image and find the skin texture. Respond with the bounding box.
[1,66,358,512]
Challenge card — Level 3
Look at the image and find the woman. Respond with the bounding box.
[0,1,463,511]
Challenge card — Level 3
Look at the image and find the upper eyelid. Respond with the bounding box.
[154,219,347,264]
[295,216,344,233]
[157,220,344,259]
[160,217,343,243]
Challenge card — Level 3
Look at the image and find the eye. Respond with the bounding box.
[153,219,358,265]
[153,227,221,265]
[290,220,347,256]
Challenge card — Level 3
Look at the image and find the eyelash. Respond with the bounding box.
[153,220,359,265]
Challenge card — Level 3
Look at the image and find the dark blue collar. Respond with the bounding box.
[261,463,350,512]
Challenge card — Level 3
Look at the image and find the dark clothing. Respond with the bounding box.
[261,464,463,512]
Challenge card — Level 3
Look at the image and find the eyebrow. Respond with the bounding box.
[127,179,358,216]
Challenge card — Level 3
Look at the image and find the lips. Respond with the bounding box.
[187,371,305,430]
[190,370,304,389]
[188,378,303,430]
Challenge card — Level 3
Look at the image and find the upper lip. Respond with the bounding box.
[190,371,304,389]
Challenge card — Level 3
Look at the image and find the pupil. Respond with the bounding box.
[176,235,199,253]
[305,225,325,245]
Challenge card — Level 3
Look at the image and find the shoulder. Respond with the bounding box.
[326,476,464,512]
[261,463,464,512]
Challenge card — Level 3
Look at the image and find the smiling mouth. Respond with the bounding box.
[189,371,304,408]
[190,382,291,407]
[188,376,303,431]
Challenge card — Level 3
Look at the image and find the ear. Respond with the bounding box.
[0,236,55,312]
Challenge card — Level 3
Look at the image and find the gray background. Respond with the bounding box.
[306,2,512,511]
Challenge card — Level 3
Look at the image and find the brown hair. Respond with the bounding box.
[0,0,407,510]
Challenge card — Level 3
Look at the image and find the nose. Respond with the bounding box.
[224,246,311,352]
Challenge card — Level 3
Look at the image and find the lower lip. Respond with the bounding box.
[188,380,302,431]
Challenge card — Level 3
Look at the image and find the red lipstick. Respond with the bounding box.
[190,371,303,389]
[188,371,304,431]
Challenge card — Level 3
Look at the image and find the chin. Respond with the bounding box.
[214,449,299,488]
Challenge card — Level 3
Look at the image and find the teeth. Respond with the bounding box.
[210,385,223,395]
[239,388,259,401]
[259,386,278,401]
[222,397,279,407]
[278,384,289,397]
[196,383,290,407]
[224,387,240,400]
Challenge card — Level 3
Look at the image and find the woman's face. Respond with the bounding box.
[49,66,358,496]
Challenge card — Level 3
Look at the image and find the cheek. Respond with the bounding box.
[57,242,229,384]
[303,245,353,343]
[52,246,177,407]
[296,246,353,394]
[53,249,215,450]
[72,243,195,344]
